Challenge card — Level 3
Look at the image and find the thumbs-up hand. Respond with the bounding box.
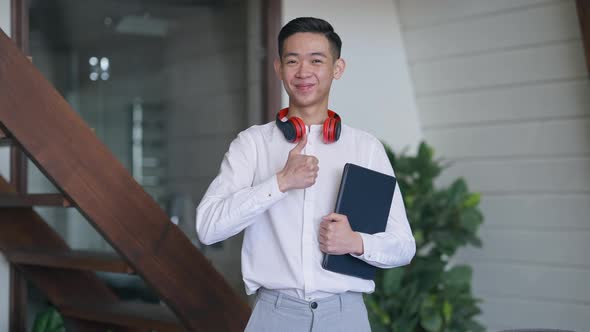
[276,133,319,192]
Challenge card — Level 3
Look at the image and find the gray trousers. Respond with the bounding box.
[244,288,372,332]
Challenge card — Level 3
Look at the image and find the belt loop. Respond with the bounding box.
[339,293,343,312]
[275,292,284,309]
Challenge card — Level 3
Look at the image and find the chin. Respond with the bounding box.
[292,100,319,108]
[290,94,321,107]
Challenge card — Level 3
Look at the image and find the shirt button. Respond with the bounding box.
[310,302,318,309]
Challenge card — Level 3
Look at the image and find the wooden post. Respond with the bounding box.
[9,265,26,332]
[577,0,590,76]
[9,1,29,330]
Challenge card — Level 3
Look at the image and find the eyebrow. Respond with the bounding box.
[283,52,328,58]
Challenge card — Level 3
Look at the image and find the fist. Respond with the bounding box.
[319,213,364,255]
[277,133,319,192]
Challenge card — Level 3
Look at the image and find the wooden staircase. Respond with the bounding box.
[0,28,250,331]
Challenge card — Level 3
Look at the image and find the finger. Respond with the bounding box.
[291,132,307,154]
[322,213,340,221]
[329,213,346,221]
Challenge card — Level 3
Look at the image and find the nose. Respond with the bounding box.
[295,62,311,78]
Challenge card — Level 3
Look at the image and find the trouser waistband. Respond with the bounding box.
[256,288,363,312]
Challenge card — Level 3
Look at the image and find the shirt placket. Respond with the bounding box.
[302,128,316,301]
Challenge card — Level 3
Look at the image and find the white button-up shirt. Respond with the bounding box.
[196,121,415,300]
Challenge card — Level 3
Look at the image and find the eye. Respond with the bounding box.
[285,60,297,65]
[312,59,323,64]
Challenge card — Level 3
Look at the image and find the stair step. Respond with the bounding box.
[60,301,184,331]
[4,249,134,274]
[0,193,73,207]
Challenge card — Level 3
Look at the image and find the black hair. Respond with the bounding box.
[278,17,342,59]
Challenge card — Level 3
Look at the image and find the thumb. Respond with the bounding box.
[291,132,307,154]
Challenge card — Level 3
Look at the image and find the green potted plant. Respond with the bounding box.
[365,142,484,332]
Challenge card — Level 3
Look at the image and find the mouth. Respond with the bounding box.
[294,83,315,92]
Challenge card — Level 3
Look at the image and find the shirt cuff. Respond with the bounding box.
[254,173,288,205]
[350,232,377,262]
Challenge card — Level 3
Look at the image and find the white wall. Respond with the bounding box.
[0,0,11,330]
[281,0,422,152]
[398,0,590,330]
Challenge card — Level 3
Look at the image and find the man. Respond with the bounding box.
[196,17,415,331]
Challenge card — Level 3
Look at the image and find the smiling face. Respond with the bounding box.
[275,32,345,110]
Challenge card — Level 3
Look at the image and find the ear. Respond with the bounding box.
[273,58,283,80]
[333,58,346,80]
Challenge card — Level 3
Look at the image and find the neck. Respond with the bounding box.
[287,103,329,125]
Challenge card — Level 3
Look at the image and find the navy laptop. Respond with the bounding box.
[321,163,397,280]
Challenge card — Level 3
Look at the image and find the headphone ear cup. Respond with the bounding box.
[323,118,332,143]
[291,116,306,142]
[323,110,342,143]
[279,121,297,142]
[334,120,341,142]
[276,108,306,143]
[323,117,341,143]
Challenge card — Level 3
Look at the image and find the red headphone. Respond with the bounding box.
[275,108,342,144]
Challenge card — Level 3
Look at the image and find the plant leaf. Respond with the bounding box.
[445,265,472,289]
[443,300,453,323]
[463,193,480,209]
[32,309,51,332]
[383,268,404,296]
[47,308,64,331]
[460,209,483,233]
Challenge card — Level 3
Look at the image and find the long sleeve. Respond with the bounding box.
[195,130,288,245]
[350,140,416,268]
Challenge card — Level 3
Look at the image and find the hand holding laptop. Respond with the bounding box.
[319,213,364,256]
